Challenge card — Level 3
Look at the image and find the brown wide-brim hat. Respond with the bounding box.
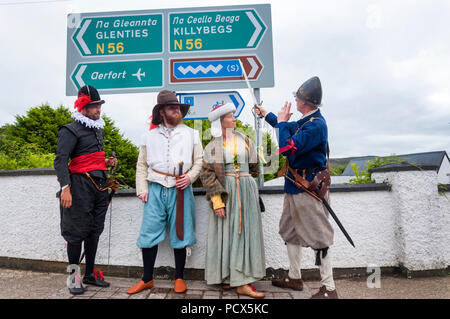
[152,90,190,125]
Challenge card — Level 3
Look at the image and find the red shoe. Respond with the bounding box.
[174,279,187,293]
[126,280,154,294]
[236,284,265,299]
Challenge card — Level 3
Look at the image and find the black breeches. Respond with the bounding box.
[60,173,109,244]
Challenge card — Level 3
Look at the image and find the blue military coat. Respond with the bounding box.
[265,109,328,194]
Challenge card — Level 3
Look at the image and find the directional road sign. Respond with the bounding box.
[71,60,163,91]
[176,91,245,120]
[169,9,266,52]
[170,55,263,83]
[66,4,273,95]
[72,14,163,57]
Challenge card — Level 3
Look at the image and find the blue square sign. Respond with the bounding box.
[184,96,194,106]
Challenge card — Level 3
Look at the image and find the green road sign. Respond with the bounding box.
[73,14,163,57]
[71,60,163,91]
[169,9,266,52]
[67,4,274,95]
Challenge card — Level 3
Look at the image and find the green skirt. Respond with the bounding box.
[205,173,266,287]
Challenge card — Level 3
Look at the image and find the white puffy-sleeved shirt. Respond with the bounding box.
[135,124,203,194]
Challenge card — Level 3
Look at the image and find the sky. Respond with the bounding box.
[0,0,449,158]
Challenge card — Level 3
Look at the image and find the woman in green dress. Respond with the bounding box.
[200,103,266,298]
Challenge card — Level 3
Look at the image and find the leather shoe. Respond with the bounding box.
[68,285,84,295]
[310,285,338,299]
[83,273,110,287]
[272,274,303,291]
[126,280,154,294]
[236,284,265,299]
[174,278,187,293]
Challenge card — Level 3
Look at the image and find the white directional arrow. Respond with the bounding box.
[247,57,258,78]
[76,19,91,55]
[74,64,87,87]
[246,11,263,47]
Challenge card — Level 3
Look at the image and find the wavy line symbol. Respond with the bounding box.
[177,64,223,75]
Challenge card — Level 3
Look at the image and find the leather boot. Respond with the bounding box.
[310,285,339,299]
[68,271,84,295]
[83,272,110,287]
[272,274,304,291]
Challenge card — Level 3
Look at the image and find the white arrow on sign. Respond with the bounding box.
[247,57,258,78]
[76,19,91,55]
[177,91,245,120]
[74,64,87,87]
[246,11,263,47]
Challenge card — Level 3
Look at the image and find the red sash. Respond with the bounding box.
[68,151,107,173]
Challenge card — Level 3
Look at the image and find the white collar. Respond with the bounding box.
[158,123,185,137]
[72,112,105,129]
[301,108,319,119]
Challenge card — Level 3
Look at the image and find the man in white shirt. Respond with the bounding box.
[127,90,203,295]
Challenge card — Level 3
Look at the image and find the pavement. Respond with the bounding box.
[0,268,449,299]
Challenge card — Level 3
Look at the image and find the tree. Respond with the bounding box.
[0,104,138,188]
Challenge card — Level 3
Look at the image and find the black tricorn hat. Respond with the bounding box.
[78,85,105,106]
[293,76,322,107]
[151,90,190,125]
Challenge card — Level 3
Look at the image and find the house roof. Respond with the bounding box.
[342,151,449,176]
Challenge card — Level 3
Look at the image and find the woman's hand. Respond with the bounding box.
[214,207,226,218]
[138,193,148,203]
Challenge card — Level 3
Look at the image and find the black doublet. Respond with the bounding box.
[54,119,108,244]
[54,120,106,188]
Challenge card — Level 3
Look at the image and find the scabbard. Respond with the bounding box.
[176,187,184,240]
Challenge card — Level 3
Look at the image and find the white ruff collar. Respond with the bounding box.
[72,112,105,129]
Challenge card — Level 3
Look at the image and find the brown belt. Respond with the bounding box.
[225,173,252,235]
[151,168,189,178]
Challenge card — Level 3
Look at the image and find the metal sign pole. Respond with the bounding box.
[253,88,264,188]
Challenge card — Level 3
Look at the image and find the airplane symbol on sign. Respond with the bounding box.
[132,68,146,81]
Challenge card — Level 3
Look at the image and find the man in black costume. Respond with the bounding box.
[54,85,116,295]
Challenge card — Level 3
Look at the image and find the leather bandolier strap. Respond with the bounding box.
[278,143,331,201]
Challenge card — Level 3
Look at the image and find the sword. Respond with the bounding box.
[176,162,184,241]
[284,174,355,248]
[79,151,118,264]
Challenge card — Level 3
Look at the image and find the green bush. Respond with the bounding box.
[349,155,406,184]
[0,135,55,169]
[330,165,346,176]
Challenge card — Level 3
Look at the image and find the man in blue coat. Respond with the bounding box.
[254,76,338,299]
